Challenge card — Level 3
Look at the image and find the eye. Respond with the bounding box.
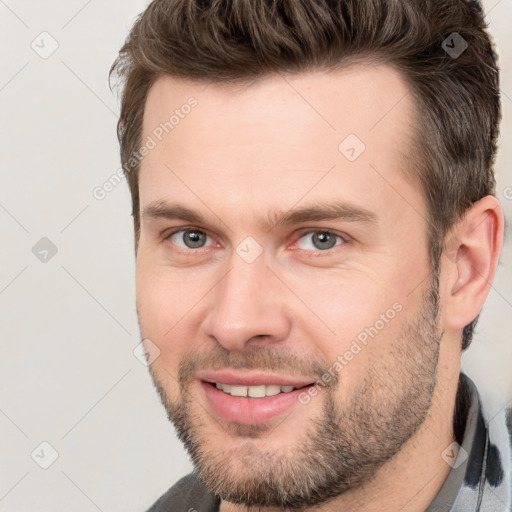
[167,228,214,250]
[295,230,345,252]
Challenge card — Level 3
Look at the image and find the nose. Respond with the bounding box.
[201,256,292,351]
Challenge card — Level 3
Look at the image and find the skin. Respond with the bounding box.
[135,64,504,511]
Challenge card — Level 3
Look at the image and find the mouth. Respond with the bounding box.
[198,374,316,425]
[211,382,305,398]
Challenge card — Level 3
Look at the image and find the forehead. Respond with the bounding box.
[142,63,415,151]
[139,64,423,226]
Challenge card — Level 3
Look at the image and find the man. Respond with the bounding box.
[110,0,511,510]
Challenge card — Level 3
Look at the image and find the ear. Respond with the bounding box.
[439,195,504,333]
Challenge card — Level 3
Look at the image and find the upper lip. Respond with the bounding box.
[197,370,316,388]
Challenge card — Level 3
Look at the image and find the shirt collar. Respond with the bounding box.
[426,372,512,511]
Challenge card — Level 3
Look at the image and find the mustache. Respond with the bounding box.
[177,345,336,388]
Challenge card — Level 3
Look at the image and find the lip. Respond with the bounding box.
[198,372,316,425]
[197,370,315,388]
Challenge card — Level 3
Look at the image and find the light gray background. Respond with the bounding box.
[0,1,510,511]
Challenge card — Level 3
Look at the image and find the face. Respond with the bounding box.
[136,64,442,508]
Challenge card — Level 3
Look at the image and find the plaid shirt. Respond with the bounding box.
[147,373,512,511]
[427,373,512,511]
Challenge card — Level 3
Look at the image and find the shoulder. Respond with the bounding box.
[472,383,512,511]
[146,472,220,512]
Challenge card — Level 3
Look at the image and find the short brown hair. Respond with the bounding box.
[110,0,500,350]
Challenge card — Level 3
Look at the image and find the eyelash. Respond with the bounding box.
[164,227,347,256]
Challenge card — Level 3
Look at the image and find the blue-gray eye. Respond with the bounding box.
[297,231,343,251]
[169,229,211,249]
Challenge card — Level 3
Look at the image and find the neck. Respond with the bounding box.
[220,358,462,512]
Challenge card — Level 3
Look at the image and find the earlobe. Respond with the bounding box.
[442,196,504,332]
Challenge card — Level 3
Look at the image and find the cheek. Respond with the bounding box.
[136,260,187,346]
[282,262,419,369]
[136,277,189,385]
[284,268,395,337]
[136,258,217,362]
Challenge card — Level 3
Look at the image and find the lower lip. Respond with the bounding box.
[200,381,312,425]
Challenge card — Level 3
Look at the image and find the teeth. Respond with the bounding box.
[230,385,248,397]
[265,385,281,396]
[248,385,266,398]
[214,383,297,398]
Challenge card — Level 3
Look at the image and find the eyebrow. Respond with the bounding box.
[141,200,377,231]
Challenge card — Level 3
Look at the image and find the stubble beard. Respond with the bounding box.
[144,275,442,509]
